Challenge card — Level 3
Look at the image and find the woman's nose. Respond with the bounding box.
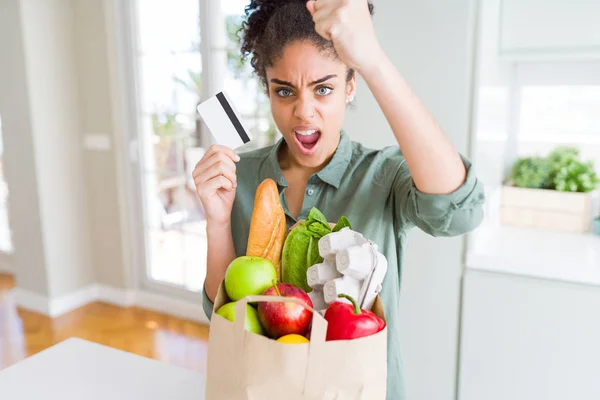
[293,97,315,121]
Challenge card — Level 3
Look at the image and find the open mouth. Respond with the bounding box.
[293,129,321,156]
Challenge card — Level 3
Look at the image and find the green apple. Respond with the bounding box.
[224,256,277,301]
[216,302,265,335]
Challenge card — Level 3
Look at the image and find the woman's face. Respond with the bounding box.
[265,40,356,170]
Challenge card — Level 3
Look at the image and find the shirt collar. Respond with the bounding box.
[267,138,288,189]
[315,130,353,188]
[267,130,353,190]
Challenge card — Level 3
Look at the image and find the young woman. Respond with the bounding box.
[194,0,485,398]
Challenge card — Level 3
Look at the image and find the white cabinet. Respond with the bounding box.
[500,0,600,55]
[458,269,600,400]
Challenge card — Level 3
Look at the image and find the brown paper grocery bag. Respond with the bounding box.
[206,282,387,400]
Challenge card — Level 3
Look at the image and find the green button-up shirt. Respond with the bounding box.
[202,130,485,399]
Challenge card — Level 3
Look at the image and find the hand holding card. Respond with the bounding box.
[192,143,240,227]
[197,91,252,150]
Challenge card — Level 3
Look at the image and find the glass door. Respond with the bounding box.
[127,0,278,297]
[130,0,207,294]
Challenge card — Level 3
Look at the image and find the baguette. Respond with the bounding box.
[246,178,287,280]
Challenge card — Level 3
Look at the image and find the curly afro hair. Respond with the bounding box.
[239,0,374,89]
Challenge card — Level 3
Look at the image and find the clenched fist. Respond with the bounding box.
[306,0,383,73]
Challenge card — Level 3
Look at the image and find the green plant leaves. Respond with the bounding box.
[509,157,553,189]
[281,207,352,292]
[333,216,352,232]
[306,207,329,227]
[509,146,600,193]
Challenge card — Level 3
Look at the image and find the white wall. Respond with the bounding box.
[72,0,127,289]
[0,0,95,299]
[499,0,600,55]
[0,0,50,296]
[0,0,130,300]
[343,1,479,399]
[19,0,95,298]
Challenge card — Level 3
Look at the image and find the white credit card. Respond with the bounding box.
[196,91,252,149]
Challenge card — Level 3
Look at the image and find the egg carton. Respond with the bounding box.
[306,228,388,313]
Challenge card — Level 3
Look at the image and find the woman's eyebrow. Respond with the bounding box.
[270,74,338,88]
[308,74,337,85]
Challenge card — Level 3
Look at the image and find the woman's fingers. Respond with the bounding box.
[193,149,237,181]
[194,162,237,190]
[194,144,239,171]
[192,144,238,202]
[208,144,240,162]
[311,0,339,16]
[306,0,317,16]
[197,175,234,198]
[307,0,343,41]
[194,155,237,189]
[314,16,339,41]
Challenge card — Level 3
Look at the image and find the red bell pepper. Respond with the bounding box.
[323,294,386,341]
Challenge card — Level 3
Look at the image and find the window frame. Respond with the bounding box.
[107,0,232,302]
[108,0,280,300]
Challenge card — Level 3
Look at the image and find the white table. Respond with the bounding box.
[0,337,206,399]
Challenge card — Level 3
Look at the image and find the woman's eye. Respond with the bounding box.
[276,88,293,97]
[316,86,332,96]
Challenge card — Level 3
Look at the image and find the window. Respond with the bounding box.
[129,0,276,293]
[515,61,600,174]
[221,2,279,150]
[519,85,600,142]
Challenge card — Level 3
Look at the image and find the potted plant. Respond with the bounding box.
[502,146,600,233]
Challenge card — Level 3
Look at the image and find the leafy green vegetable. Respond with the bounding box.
[281,224,325,292]
[333,216,352,232]
[281,207,352,292]
[307,207,328,226]
[307,221,331,237]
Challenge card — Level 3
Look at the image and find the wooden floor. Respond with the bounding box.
[0,273,210,373]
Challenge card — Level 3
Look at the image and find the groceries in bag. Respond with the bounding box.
[206,178,388,399]
[214,255,385,342]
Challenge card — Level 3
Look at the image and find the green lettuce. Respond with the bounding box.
[332,216,351,232]
[281,207,352,292]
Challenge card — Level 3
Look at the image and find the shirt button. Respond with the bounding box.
[307,188,315,196]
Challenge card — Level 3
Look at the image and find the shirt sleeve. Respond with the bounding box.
[202,284,214,321]
[390,150,485,237]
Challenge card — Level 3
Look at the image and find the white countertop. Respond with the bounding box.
[466,226,600,286]
[0,337,206,400]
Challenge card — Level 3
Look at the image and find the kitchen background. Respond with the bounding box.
[0,0,599,399]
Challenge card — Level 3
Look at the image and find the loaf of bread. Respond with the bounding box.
[246,178,286,279]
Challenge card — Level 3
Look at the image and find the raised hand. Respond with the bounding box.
[192,145,240,227]
[306,0,383,73]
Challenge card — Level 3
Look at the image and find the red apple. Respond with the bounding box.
[258,282,313,339]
